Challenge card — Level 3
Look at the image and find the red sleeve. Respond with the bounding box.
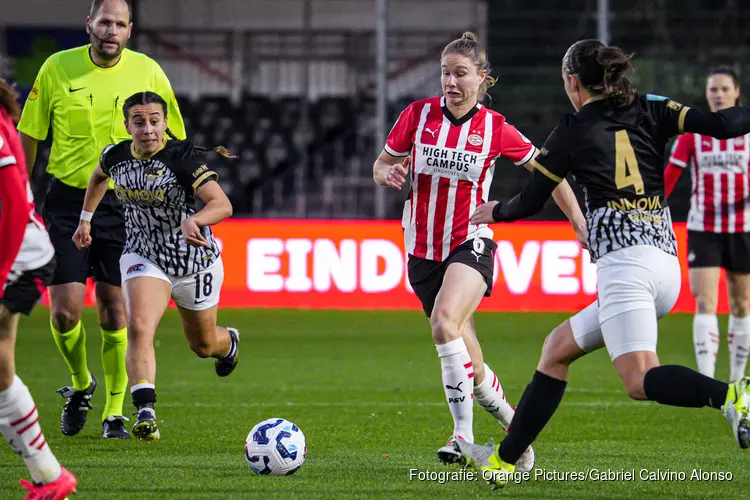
[0,144,28,293]
[498,122,537,166]
[384,103,417,157]
[664,133,693,198]
[0,122,18,169]
[664,164,683,198]
[668,133,694,168]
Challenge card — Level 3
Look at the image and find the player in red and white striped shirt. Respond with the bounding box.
[665,67,750,383]
[0,78,76,498]
[373,32,586,467]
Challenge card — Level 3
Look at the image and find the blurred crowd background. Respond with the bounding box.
[2,0,748,221]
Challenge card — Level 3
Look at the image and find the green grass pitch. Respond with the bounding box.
[1,308,748,498]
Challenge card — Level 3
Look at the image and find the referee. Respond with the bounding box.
[18,0,186,440]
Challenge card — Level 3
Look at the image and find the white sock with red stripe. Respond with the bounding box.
[0,375,61,484]
[693,313,719,378]
[436,338,474,443]
[473,363,516,429]
[729,315,750,382]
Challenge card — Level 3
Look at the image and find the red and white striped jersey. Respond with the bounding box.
[0,109,54,274]
[669,132,750,233]
[385,96,536,261]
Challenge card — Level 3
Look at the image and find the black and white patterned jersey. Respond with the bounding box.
[493,94,750,260]
[494,94,690,260]
[100,139,220,276]
[539,94,685,259]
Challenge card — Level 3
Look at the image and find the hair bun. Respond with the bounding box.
[461,31,478,42]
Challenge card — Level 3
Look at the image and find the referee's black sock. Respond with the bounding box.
[498,370,567,465]
[643,365,727,409]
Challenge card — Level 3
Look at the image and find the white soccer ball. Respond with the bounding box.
[244,418,307,475]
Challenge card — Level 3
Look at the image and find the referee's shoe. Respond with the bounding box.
[102,415,131,439]
[56,373,97,436]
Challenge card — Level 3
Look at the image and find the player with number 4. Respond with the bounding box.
[460,40,750,489]
[72,91,239,442]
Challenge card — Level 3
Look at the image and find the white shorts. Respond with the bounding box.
[570,300,604,353]
[120,253,224,311]
[570,245,681,360]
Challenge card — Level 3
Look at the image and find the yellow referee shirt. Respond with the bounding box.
[18,45,186,189]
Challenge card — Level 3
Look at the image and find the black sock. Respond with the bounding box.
[498,370,567,464]
[643,365,728,409]
[132,387,157,410]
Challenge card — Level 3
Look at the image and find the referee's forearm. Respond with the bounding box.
[20,133,38,174]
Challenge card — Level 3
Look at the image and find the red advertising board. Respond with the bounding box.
[57,219,720,314]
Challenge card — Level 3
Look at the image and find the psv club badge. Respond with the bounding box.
[468,134,483,146]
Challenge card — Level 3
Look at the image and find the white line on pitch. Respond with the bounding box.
[158,401,632,408]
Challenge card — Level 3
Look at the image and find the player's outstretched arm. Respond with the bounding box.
[471,159,560,225]
[522,152,586,246]
[73,163,110,249]
[685,106,750,140]
[81,162,110,214]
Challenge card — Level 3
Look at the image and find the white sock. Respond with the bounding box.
[436,338,474,443]
[0,375,62,484]
[693,314,719,378]
[473,363,516,429]
[729,315,750,382]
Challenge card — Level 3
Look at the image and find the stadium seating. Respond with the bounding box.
[31,93,692,221]
[170,94,414,218]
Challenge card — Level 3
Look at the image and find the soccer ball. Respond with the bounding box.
[244,418,307,475]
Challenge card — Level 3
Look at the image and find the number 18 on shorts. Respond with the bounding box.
[120,253,224,310]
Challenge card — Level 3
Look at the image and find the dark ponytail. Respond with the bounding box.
[123,91,237,158]
[0,78,21,122]
[562,39,636,107]
[708,67,742,106]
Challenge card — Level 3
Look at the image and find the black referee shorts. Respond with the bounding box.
[43,178,125,287]
[407,237,497,317]
[687,230,750,274]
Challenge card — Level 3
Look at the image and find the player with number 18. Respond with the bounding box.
[73,91,239,442]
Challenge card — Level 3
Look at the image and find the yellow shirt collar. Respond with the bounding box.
[131,137,167,160]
